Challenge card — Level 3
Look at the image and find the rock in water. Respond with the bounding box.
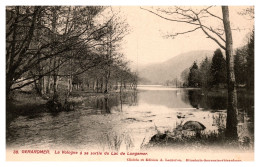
[182,121,206,131]
[181,121,206,138]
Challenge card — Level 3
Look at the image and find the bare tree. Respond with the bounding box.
[6,6,111,98]
[141,6,241,139]
[98,9,130,93]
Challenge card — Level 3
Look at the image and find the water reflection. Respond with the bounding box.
[6,87,254,150]
[181,89,254,114]
[187,90,201,109]
[95,97,111,114]
[80,92,138,114]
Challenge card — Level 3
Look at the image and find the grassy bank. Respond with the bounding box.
[6,91,47,114]
[6,89,134,114]
[142,128,253,152]
[200,88,254,98]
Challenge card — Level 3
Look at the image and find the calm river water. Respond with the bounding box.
[6,86,254,151]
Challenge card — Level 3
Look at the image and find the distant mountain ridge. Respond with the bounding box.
[138,50,214,84]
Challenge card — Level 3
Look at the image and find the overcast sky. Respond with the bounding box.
[115,6,254,70]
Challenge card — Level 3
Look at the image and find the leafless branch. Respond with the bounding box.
[204,9,223,21]
[140,7,199,26]
[141,6,226,47]
[165,27,200,38]
[195,14,226,50]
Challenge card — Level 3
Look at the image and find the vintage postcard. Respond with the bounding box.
[5,4,255,164]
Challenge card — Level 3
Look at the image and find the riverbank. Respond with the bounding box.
[201,88,254,98]
[6,89,131,127]
[162,86,254,96]
[142,128,253,152]
[6,89,135,114]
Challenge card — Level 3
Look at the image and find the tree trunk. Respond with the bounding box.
[104,97,110,113]
[46,59,52,94]
[53,75,57,94]
[47,75,51,94]
[222,6,238,139]
[100,77,103,92]
[124,81,126,89]
[34,79,41,95]
[104,78,108,93]
[115,80,118,90]
[96,78,99,93]
[6,74,13,100]
[51,7,58,96]
[120,76,123,93]
[104,71,110,93]
[86,80,90,91]
[42,76,47,94]
[93,80,96,92]
[67,75,72,94]
[40,77,45,95]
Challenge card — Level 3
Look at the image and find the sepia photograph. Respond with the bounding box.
[4,3,256,163]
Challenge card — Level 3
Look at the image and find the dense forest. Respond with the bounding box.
[181,30,254,90]
[6,6,138,103]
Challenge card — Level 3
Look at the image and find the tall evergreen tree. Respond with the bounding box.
[210,49,227,87]
[188,62,200,87]
[234,46,247,85]
[181,68,189,87]
[199,57,212,89]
